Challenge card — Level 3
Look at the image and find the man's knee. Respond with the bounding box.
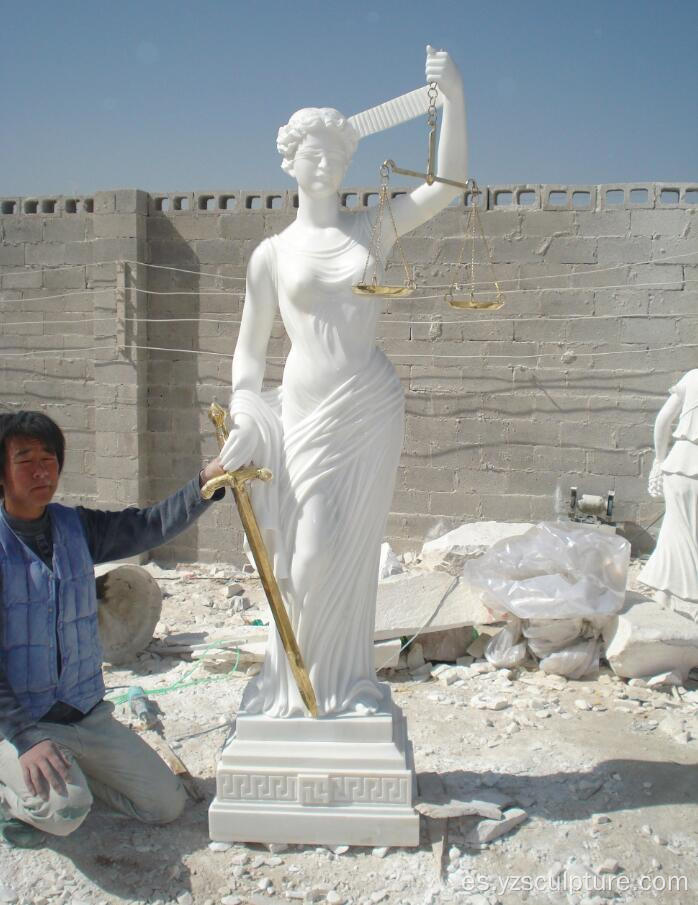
[18,779,93,837]
[137,776,187,825]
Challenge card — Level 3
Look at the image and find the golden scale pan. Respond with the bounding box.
[352,84,503,311]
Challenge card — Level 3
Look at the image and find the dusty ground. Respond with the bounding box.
[1,560,697,905]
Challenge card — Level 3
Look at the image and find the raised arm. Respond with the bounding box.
[385,46,467,241]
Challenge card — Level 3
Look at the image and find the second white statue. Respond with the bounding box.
[219,46,467,718]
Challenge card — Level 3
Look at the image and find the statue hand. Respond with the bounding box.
[425,45,463,100]
[220,412,259,472]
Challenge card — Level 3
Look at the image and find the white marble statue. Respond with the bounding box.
[639,368,698,620]
[219,46,467,717]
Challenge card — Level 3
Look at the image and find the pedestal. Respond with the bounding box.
[208,695,420,847]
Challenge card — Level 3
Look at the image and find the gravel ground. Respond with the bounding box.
[2,560,697,905]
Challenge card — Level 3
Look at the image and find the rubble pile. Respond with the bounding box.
[3,526,697,905]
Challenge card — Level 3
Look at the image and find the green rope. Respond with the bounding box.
[107,641,242,706]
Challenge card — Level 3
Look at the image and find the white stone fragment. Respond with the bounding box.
[421,521,534,571]
[646,670,684,687]
[208,841,231,852]
[465,807,527,844]
[378,542,404,579]
[470,694,510,711]
[595,858,620,875]
[575,699,592,711]
[374,571,496,641]
[0,886,17,905]
[372,846,389,858]
[603,592,698,680]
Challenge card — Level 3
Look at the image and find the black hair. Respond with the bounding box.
[0,411,65,489]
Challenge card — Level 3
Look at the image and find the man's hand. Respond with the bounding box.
[199,456,226,492]
[19,740,71,800]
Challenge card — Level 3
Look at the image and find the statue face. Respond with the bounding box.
[290,131,348,197]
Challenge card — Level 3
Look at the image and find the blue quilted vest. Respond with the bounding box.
[0,503,105,721]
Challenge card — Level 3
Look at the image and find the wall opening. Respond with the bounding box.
[246,195,262,210]
[24,200,39,214]
[605,189,624,205]
[572,191,591,208]
[198,195,214,211]
[266,195,283,209]
[1,200,16,214]
[517,190,536,206]
[220,195,236,211]
[173,196,189,211]
[630,188,648,204]
[64,199,78,213]
[548,191,567,206]
[341,192,358,208]
[660,188,680,205]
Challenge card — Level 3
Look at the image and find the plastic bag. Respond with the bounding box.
[539,637,600,679]
[485,618,528,668]
[465,522,630,678]
[462,521,630,620]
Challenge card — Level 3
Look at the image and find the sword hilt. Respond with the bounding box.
[201,402,273,499]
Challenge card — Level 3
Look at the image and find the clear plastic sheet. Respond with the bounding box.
[463,522,631,677]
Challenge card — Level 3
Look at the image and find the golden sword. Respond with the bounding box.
[200,402,318,718]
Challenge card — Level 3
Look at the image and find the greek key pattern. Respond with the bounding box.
[220,771,409,805]
[220,773,296,802]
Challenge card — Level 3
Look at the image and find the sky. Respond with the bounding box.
[1,0,697,197]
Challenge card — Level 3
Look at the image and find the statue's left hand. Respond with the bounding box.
[425,45,463,99]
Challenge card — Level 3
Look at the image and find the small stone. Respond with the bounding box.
[326,893,343,905]
[0,888,18,905]
[470,693,509,711]
[640,824,653,836]
[221,897,242,905]
[208,841,231,852]
[591,814,610,825]
[652,834,668,846]
[575,699,591,711]
[177,894,193,905]
[595,859,620,875]
[225,583,244,598]
[370,892,387,904]
[242,563,256,574]
[267,842,288,854]
[372,846,389,858]
[257,877,273,890]
[330,845,349,855]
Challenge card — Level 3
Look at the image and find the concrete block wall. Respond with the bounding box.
[1,183,696,562]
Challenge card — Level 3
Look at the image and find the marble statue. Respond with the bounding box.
[639,368,698,621]
[218,46,467,717]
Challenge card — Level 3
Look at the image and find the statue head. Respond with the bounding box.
[277,108,359,184]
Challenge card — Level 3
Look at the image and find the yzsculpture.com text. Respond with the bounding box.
[462,871,689,895]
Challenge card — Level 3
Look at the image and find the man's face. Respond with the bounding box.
[2,435,59,519]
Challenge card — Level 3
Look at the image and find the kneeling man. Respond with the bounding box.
[0,411,225,844]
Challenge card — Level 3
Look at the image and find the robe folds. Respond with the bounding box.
[231,347,404,717]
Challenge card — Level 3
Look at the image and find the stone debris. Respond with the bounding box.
[378,542,404,579]
[470,693,510,711]
[374,571,496,641]
[464,807,528,845]
[420,521,534,573]
[603,591,698,680]
[6,556,698,905]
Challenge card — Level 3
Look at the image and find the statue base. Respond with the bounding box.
[208,695,420,847]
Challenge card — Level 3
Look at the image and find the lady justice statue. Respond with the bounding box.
[209,46,465,846]
[218,46,466,718]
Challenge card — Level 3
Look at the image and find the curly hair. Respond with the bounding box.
[276,108,359,175]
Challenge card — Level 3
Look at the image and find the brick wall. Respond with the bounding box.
[1,184,696,561]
